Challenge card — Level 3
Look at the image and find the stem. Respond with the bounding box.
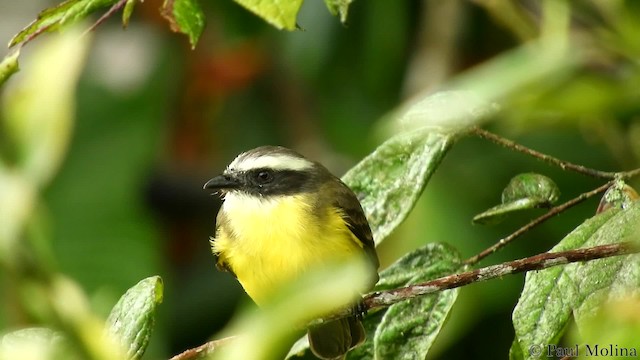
[472,128,640,180]
[84,0,128,35]
[169,336,237,360]
[171,242,637,359]
[464,180,615,265]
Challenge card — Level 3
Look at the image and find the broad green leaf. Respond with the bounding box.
[161,0,205,49]
[473,173,560,225]
[106,276,163,360]
[0,327,79,360]
[513,201,640,359]
[512,209,617,359]
[122,0,137,28]
[324,0,353,23]
[2,26,89,187]
[569,202,640,326]
[0,51,20,88]
[233,0,303,30]
[342,128,455,245]
[372,243,462,360]
[9,0,114,47]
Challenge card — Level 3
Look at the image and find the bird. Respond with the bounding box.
[204,146,379,359]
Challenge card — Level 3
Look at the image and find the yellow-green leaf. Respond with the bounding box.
[233,0,303,30]
[161,0,206,48]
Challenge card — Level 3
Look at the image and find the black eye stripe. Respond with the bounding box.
[243,168,317,195]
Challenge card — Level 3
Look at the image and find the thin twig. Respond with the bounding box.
[472,128,640,180]
[169,336,237,360]
[464,180,615,265]
[170,242,637,359]
[83,0,128,36]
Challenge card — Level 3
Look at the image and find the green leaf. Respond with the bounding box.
[122,0,137,27]
[9,0,115,47]
[342,128,455,246]
[512,210,617,358]
[161,0,205,48]
[473,173,560,225]
[106,276,163,360]
[2,25,90,187]
[501,173,560,205]
[372,243,462,360]
[233,0,303,30]
[512,201,640,358]
[0,51,20,88]
[324,0,353,23]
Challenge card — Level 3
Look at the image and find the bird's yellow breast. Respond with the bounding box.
[212,192,363,305]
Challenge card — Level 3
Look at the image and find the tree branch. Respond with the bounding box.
[364,242,636,311]
[463,180,615,265]
[170,242,637,359]
[472,128,640,180]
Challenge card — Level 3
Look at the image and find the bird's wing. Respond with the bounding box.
[333,181,380,284]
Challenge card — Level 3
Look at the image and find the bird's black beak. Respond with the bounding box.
[203,174,241,190]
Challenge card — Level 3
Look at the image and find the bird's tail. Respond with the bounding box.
[307,316,365,360]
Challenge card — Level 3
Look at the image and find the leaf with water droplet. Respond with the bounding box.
[473,173,560,225]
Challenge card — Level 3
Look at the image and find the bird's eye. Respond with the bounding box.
[255,170,273,184]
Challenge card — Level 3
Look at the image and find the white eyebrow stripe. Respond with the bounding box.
[229,154,314,172]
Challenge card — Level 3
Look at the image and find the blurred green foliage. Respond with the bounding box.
[1,0,640,359]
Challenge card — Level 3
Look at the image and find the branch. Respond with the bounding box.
[364,242,636,311]
[472,128,640,180]
[170,242,637,359]
[463,180,614,265]
[84,0,128,35]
